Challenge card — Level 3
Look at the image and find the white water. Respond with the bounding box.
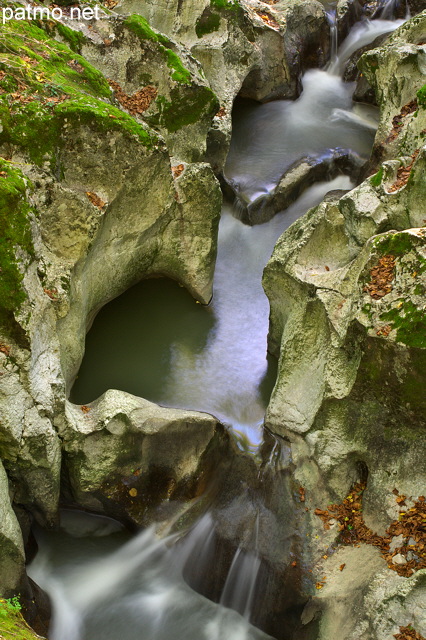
[28,511,272,640]
[224,15,403,207]
[161,176,353,449]
[328,17,405,75]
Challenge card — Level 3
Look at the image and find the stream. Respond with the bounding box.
[31,5,406,639]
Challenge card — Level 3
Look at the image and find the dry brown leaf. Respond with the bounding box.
[86,192,106,210]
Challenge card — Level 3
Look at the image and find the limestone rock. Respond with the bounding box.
[263,13,426,638]
[302,548,426,640]
[0,16,222,593]
[61,390,226,527]
[358,12,426,171]
[112,0,330,172]
[0,461,25,596]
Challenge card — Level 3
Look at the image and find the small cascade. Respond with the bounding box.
[375,0,408,19]
[28,511,272,640]
[220,541,261,619]
[325,7,338,65]
[224,6,405,210]
[327,15,405,76]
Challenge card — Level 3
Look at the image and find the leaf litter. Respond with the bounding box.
[315,483,426,578]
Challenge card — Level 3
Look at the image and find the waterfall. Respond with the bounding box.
[28,511,271,640]
[326,8,338,64]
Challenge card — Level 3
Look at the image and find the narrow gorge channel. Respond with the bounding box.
[1,0,425,635]
[25,5,409,640]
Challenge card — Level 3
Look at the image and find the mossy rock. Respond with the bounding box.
[0,20,159,167]
[123,15,191,84]
[0,599,43,640]
[361,231,426,349]
[0,160,33,326]
[196,9,221,38]
[152,86,219,132]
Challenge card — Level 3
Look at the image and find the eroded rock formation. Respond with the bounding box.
[263,13,426,638]
[0,1,425,639]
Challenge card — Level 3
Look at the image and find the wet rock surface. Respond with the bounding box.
[263,12,426,639]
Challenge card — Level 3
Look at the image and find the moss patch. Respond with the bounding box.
[0,598,41,640]
[164,48,191,84]
[370,167,383,187]
[154,86,218,132]
[124,15,192,85]
[210,0,240,10]
[417,84,426,109]
[0,20,158,166]
[0,160,33,324]
[53,22,86,53]
[374,232,417,257]
[380,300,426,349]
[196,10,221,37]
[0,20,110,98]
[123,14,170,45]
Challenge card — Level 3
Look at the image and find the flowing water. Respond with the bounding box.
[41,6,406,639]
[29,511,272,640]
[71,177,352,448]
[224,17,403,208]
[71,7,403,451]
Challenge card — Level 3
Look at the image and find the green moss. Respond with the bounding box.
[380,300,426,348]
[361,302,373,323]
[0,21,111,99]
[210,0,240,10]
[55,97,157,146]
[54,22,85,52]
[155,86,219,132]
[370,167,383,187]
[196,11,221,37]
[124,15,192,84]
[374,232,415,256]
[123,14,170,45]
[417,84,426,108]
[0,598,40,640]
[0,21,158,166]
[164,48,191,84]
[0,98,59,166]
[0,160,33,322]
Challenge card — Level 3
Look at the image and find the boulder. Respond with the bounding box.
[0,461,26,596]
[61,390,227,528]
